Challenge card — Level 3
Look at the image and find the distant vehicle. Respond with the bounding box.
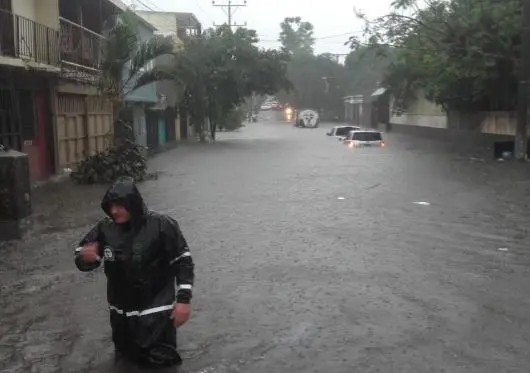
[284,106,295,122]
[343,130,385,148]
[260,103,272,111]
[327,126,361,140]
[294,109,320,128]
[271,102,283,110]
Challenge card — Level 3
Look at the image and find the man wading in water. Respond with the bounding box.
[74,177,195,371]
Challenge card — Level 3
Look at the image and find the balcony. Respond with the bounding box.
[59,17,106,83]
[0,8,60,67]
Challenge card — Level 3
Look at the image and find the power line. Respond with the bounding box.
[258,30,364,43]
[316,31,364,40]
[195,2,215,24]
[134,0,156,11]
[132,0,197,36]
[212,0,247,29]
[141,0,161,10]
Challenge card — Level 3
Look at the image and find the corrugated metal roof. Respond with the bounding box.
[106,1,158,31]
[136,11,201,28]
[174,12,201,27]
[107,0,128,11]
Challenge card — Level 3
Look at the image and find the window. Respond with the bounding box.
[335,127,353,136]
[185,28,198,36]
[352,132,382,141]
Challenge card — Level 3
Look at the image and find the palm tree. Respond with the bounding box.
[98,9,175,143]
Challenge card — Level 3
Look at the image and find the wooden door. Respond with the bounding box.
[55,93,113,170]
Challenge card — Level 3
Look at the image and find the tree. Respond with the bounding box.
[99,9,175,141]
[279,17,315,55]
[70,9,176,184]
[344,46,395,95]
[351,0,521,112]
[171,25,292,140]
[275,52,350,120]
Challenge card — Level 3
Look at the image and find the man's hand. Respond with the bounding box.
[170,303,191,328]
[79,242,100,264]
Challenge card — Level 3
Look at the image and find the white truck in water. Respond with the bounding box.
[294,109,320,128]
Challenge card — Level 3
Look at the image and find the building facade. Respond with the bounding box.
[137,10,202,142]
[53,0,125,174]
[0,0,60,181]
[0,0,197,182]
[121,13,159,152]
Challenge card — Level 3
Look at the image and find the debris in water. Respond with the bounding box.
[413,201,430,206]
[502,151,513,160]
[366,183,381,190]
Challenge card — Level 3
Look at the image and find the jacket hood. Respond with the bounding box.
[101,177,147,226]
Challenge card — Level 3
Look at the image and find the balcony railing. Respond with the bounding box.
[60,17,106,72]
[0,8,60,66]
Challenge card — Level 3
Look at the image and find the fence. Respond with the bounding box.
[0,8,59,66]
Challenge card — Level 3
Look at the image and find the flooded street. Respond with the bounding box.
[2,120,530,372]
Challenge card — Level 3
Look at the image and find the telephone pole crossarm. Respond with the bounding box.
[212,1,247,29]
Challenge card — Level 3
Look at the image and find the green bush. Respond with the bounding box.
[220,106,246,131]
[70,140,148,185]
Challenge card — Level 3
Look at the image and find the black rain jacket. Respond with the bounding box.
[74,177,195,368]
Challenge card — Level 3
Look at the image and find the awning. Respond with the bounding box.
[343,95,364,104]
[371,87,387,97]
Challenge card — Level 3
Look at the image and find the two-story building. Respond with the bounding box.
[120,12,160,154]
[0,0,60,181]
[54,0,127,175]
[0,0,187,182]
[0,0,126,181]
[137,10,202,142]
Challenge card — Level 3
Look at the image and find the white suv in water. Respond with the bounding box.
[343,130,385,148]
[327,125,361,140]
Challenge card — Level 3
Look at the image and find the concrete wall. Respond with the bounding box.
[387,91,525,158]
[13,0,58,29]
[390,91,447,129]
[12,0,35,21]
[36,0,59,30]
[389,91,523,137]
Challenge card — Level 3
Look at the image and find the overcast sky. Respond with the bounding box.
[125,0,392,57]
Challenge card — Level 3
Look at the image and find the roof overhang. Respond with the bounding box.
[371,87,387,97]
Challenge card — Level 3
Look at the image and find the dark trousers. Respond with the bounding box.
[111,313,182,369]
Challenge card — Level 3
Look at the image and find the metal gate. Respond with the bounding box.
[55,93,113,170]
[0,87,20,150]
[179,104,188,140]
[145,109,159,154]
[165,107,176,142]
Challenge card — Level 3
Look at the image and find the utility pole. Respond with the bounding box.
[212,0,247,29]
[329,54,348,64]
[516,0,530,160]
